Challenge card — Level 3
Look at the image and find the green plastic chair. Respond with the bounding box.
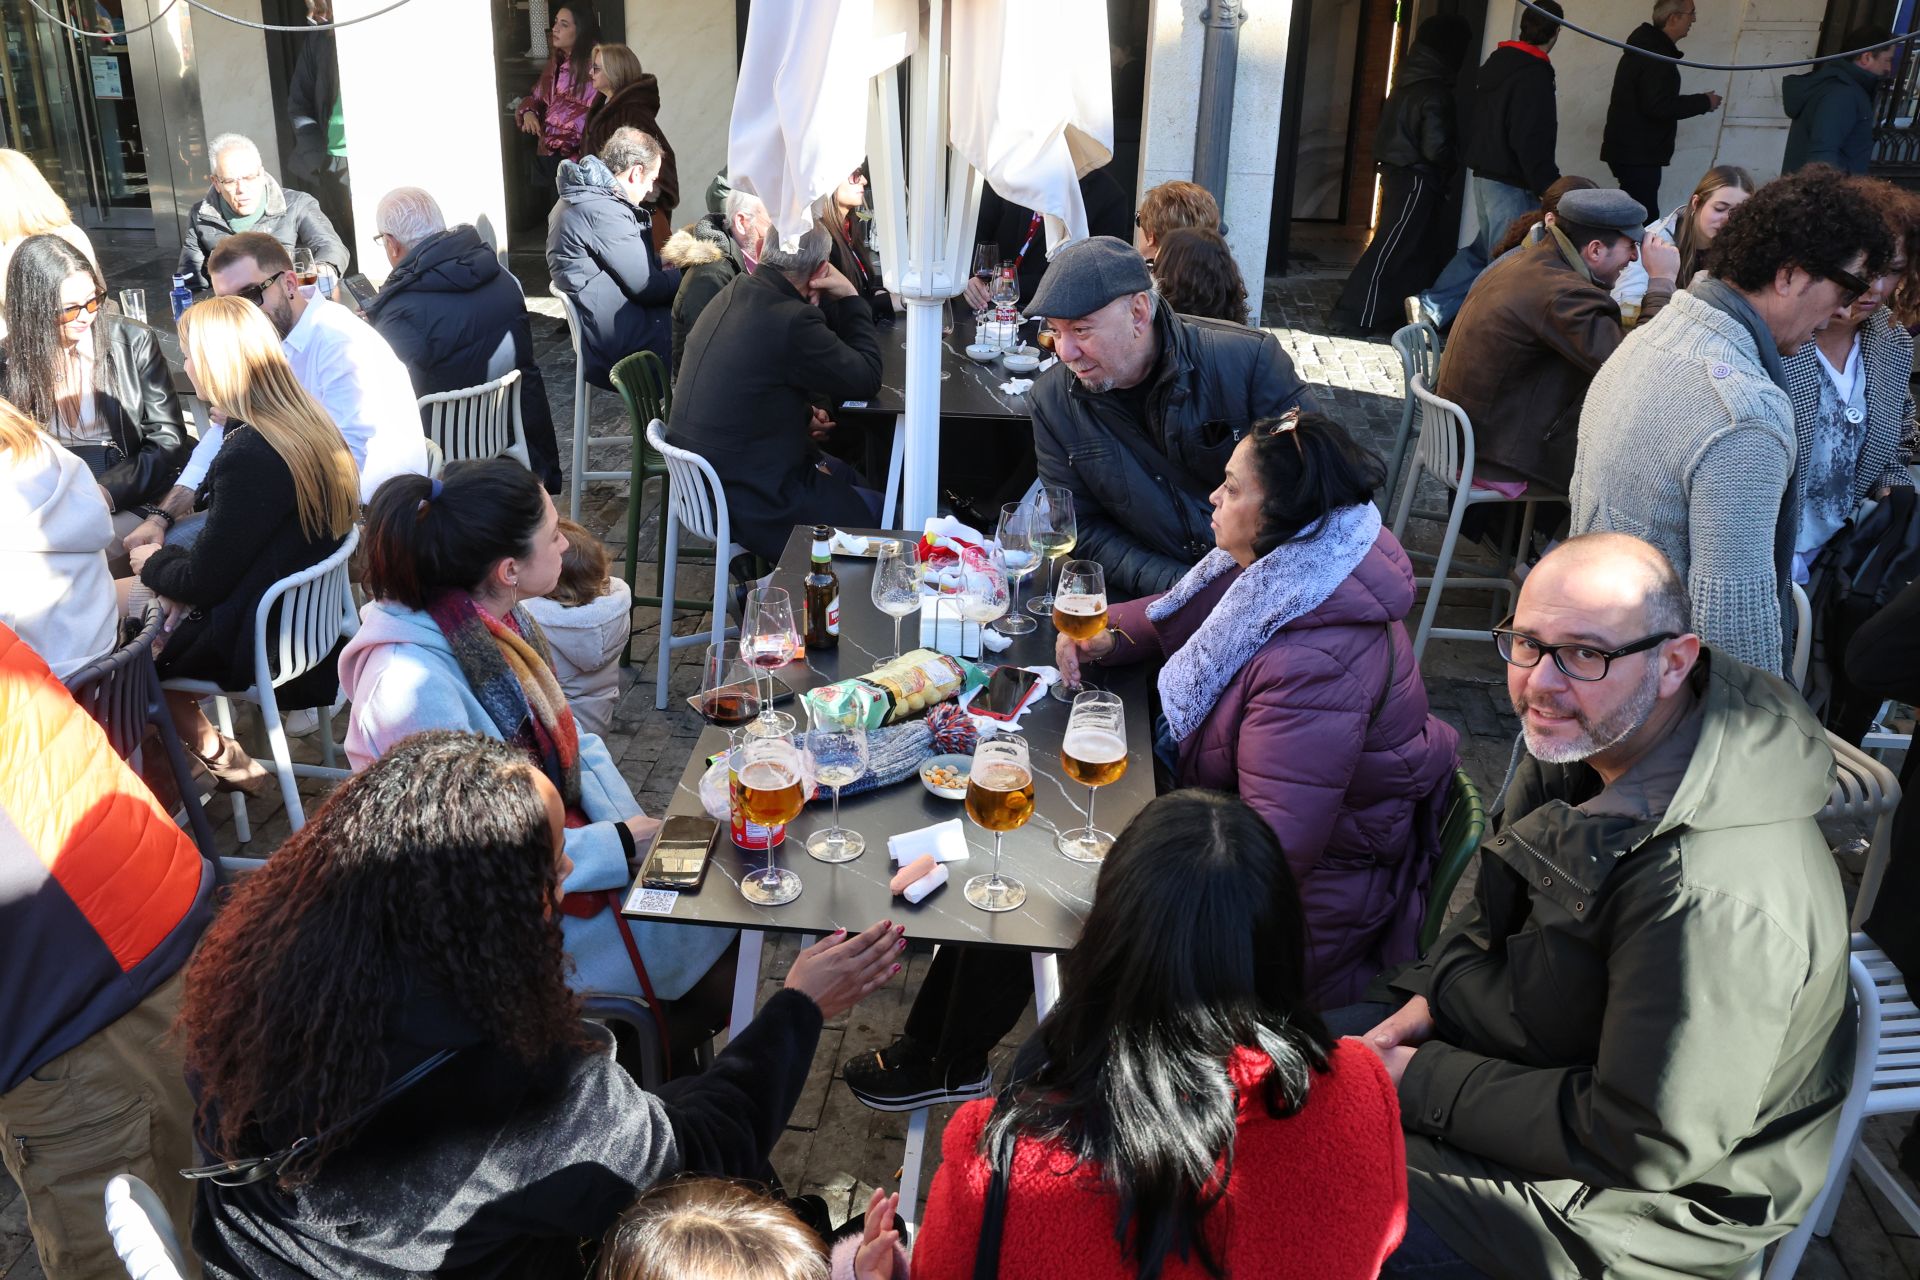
[1419,767,1487,955]
[609,350,711,665]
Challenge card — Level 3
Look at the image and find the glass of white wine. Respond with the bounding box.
[1057,690,1127,861]
[1027,486,1077,616]
[803,706,869,863]
[964,735,1035,912]
[993,501,1041,636]
[870,539,922,663]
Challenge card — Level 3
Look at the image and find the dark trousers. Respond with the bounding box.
[902,945,1034,1070]
[1610,163,1664,226]
[1332,167,1446,334]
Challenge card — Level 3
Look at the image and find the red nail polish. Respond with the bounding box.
[892,963,902,973]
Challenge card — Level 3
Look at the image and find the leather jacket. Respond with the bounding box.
[1030,308,1317,597]
[1373,44,1460,177]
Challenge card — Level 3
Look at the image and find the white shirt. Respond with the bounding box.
[177,288,427,502]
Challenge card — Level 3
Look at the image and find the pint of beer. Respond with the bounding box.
[966,760,1035,832]
[1053,592,1107,641]
[1061,726,1128,788]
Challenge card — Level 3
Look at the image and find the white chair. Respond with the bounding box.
[646,419,746,709]
[103,1173,188,1280]
[419,369,531,469]
[552,284,631,520]
[1389,376,1566,663]
[422,436,445,480]
[1383,321,1442,515]
[1789,581,1813,691]
[162,529,361,839]
[1821,730,1903,929]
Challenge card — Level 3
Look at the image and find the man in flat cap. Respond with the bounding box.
[1435,187,1679,496]
[1027,235,1317,597]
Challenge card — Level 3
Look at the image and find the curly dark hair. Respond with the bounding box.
[1854,176,1920,328]
[180,731,591,1185]
[1243,411,1386,557]
[1153,227,1250,326]
[1706,165,1893,294]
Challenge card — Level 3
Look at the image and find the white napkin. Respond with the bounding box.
[957,665,1059,735]
[1038,355,1059,373]
[888,818,971,865]
[998,378,1034,396]
[922,514,987,547]
[830,529,871,554]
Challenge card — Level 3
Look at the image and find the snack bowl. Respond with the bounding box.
[919,753,971,799]
[1002,352,1041,374]
[964,343,999,362]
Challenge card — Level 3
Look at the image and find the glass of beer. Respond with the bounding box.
[963,735,1035,912]
[292,247,318,288]
[735,729,806,905]
[803,704,869,863]
[1027,486,1077,616]
[1058,691,1127,861]
[1051,560,1107,701]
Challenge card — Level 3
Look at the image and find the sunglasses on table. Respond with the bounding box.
[233,269,288,307]
[57,294,106,323]
[1491,618,1676,682]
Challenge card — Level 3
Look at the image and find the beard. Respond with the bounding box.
[1518,658,1663,764]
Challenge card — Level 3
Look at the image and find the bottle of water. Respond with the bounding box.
[169,275,193,322]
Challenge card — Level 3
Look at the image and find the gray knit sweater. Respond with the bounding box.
[1570,288,1794,674]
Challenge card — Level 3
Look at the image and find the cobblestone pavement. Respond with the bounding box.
[5,243,1908,1278]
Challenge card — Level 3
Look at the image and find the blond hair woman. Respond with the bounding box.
[0,394,118,677]
[579,41,680,230]
[0,150,97,334]
[131,296,358,791]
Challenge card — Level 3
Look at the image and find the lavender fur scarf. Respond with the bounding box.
[1149,503,1382,742]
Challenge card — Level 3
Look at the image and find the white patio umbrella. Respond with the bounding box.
[728,0,1114,526]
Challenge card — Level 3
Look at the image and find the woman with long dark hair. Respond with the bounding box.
[1153,226,1250,325]
[822,164,889,317]
[913,791,1406,1279]
[1,233,187,572]
[518,5,599,198]
[184,731,905,1279]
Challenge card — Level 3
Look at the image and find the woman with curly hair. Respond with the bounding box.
[184,731,906,1280]
[1152,227,1249,326]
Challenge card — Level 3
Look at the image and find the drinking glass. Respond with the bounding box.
[803,706,869,863]
[869,539,922,662]
[744,586,799,735]
[1026,486,1077,615]
[972,243,998,285]
[954,545,1009,629]
[117,288,146,324]
[733,729,806,905]
[292,247,318,287]
[992,501,1041,636]
[697,640,760,727]
[1051,560,1108,701]
[964,735,1033,912]
[1057,691,1127,861]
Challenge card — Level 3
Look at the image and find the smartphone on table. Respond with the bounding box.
[974,666,1043,721]
[636,815,721,891]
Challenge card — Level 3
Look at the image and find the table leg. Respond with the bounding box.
[882,412,906,528]
[898,1106,930,1224]
[724,928,766,1048]
[1032,952,1061,1019]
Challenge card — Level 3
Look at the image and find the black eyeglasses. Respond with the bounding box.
[57,294,105,323]
[233,269,287,307]
[1826,264,1871,307]
[1492,618,1677,682]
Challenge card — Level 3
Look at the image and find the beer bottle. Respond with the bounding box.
[804,524,840,651]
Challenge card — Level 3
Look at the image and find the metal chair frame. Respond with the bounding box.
[419,369,531,470]
[646,419,746,709]
[1384,320,1443,516]
[610,350,710,665]
[552,284,632,520]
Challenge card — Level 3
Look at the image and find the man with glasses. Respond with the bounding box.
[1346,532,1850,1280]
[1570,166,1892,675]
[1601,0,1724,224]
[175,132,349,291]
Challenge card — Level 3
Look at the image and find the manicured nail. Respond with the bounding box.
[892,963,902,973]
[897,937,907,950]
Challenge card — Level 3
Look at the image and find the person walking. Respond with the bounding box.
[1782,26,1897,175]
[1601,0,1724,223]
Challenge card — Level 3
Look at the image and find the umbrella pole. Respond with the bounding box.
[901,297,943,526]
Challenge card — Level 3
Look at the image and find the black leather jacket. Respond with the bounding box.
[1373,44,1461,177]
[1030,308,1318,598]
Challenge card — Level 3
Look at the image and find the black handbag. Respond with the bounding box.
[1812,487,1920,741]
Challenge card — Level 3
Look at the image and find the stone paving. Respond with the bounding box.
[4,241,1913,1278]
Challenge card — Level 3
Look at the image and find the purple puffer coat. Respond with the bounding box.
[1100,529,1460,1008]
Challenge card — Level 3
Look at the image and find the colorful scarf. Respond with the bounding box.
[428,591,583,814]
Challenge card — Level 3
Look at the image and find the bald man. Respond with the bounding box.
[1347,532,1852,1278]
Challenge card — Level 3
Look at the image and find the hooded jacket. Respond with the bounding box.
[521,576,633,740]
[364,225,560,487]
[1372,43,1462,177]
[1099,530,1460,1008]
[1782,59,1881,174]
[0,440,117,680]
[1601,23,1717,168]
[1393,651,1850,1278]
[338,600,734,1002]
[1463,42,1560,197]
[547,156,680,386]
[661,214,747,376]
[579,75,680,219]
[175,174,350,291]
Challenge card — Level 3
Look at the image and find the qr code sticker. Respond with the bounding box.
[627,888,679,916]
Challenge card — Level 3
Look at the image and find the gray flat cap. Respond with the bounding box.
[1028,235,1154,320]
[1556,188,1648,241]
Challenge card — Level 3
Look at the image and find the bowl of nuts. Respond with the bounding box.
[919,754,971,800]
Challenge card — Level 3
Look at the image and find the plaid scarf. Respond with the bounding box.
[427,591,583,815]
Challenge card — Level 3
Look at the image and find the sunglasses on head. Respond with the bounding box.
[234,269,288,307]
[58,294,105,323]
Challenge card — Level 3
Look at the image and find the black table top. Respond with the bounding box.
[636,527,1154,954]
[847,305,1039,422]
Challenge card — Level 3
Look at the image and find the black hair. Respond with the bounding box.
[1847,25,1895,62]
[1414,13,1474,69]
[364,459,548,609]
[1152,227,1250,326]
[1706,165,1893,293]
[1243,412,1386,558]
[550,3,599,81]
[2,233,120,435]
[1518,0,1564,47]
[1554,218,1628,256]
[981,791,1332,1279]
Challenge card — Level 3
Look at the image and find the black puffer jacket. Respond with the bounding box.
[1373,43,1461,177]
[1462,42,1559,197]
[1030,308,1318,598]
[175,176,350,291]
[1600,23,1716,168]
[661,215,745,377]
[0,316,188,511]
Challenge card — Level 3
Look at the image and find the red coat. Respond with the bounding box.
[915,1039,1407,1280]
[1101,530,1460,1008]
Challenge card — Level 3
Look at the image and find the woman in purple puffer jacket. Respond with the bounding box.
[1058,411,1460,1008]
[518,5,599,195]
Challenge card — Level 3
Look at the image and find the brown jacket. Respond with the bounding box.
[1435,230,1665,491]
[580,75,680,227]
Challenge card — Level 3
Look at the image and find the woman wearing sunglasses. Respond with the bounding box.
[0,233,188,574]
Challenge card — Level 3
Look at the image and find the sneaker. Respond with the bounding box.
[843,1040,992,1113]
[283,707,321,737]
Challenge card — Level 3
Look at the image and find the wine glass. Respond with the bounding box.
[733,728,806,905]
[955,545,1010,628]
[1051,559,1108,701]
[1026,486,1077,616]
[972,243,998,286]
[1057,691,1127,862]
[992,501,1041,635]
[744,586,799,735]
[870,539,922,663]
[292,247,317,287]
[964,735,1034,912]
[803,705,869,863]
[697,640,760,727]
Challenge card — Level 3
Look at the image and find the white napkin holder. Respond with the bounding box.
[918,593,983,659]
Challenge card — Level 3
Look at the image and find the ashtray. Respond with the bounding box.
[1002,352,1040,374]
[964,344,999,362]
[919,753,971,799]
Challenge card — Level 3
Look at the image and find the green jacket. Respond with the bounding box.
[1392,650,1850,1278]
